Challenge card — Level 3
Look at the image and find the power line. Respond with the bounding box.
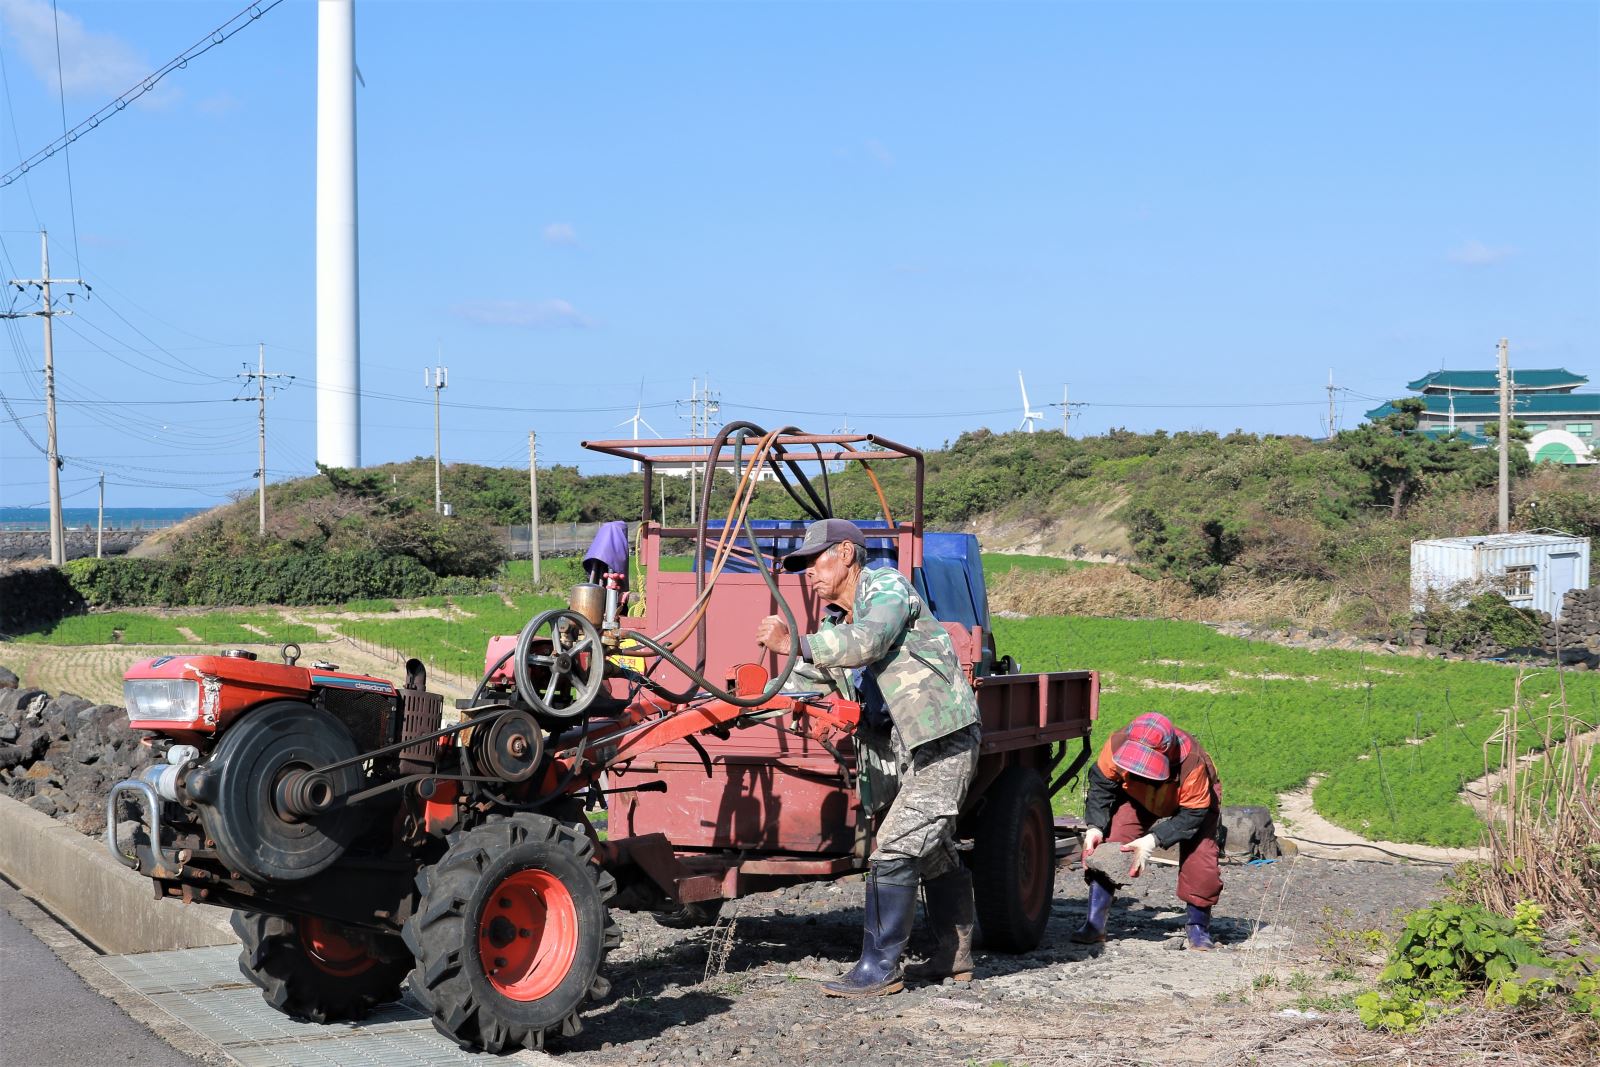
[2,0,288,188]
[48,0,82,274]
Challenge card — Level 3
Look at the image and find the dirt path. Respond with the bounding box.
[555,855,1447,1066]
[1276,775,1482,864]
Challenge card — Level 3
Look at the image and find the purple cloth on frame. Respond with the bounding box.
[583,520,630,579]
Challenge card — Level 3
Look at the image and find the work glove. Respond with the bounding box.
[1082,827,1104,858]
[1121,833,1158,878]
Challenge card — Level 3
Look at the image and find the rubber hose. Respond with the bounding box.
[624,430,802,707]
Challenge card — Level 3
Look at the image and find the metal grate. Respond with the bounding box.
[399,689,444,773]
[320,689,397,754]
[95,946,553,1065]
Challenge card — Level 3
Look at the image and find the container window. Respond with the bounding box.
[1566,423,1593,436]
[1524,424,1549,433]
[1504,565,1534,597]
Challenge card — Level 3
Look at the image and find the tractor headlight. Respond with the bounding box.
[124,678,201,724]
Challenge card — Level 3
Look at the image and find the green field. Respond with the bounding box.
[982,553,1097,577]
[16,610,319,647]
[994,615,1598,848]
[15,558,1586,850]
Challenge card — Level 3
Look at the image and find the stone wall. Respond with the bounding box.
[0,673,154,838]
[1543,586,1600,657]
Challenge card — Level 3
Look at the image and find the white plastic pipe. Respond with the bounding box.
[317,0,361,469]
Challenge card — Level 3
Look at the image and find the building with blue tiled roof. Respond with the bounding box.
[1366,368,1597,464]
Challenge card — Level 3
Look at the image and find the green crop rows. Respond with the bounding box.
[17,610,318,647]
[992,616,1600,848]
[337,593,564,683]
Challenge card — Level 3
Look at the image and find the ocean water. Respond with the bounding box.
[0,506,207,532]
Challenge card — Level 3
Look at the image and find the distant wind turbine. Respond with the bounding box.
[1017,371,1044,433]
[616,386,661,472]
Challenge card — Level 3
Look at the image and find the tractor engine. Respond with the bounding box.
[111,645,447,921]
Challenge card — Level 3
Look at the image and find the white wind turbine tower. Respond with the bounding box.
[1017,371,1044,433]
[616,393,661,473]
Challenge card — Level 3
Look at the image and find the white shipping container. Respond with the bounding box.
[1410,532,1590,618]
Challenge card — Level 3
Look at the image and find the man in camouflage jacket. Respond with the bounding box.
[757,519,982,997]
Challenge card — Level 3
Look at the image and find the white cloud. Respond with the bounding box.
[0,0,156,99]
[542,222,577,246]
[864,138,894,167]
[1448,240,1515,266]
[450,298,592,329]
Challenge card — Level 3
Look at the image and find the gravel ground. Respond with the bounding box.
[543,855,1451,1067]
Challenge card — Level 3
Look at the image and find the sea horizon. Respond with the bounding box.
[0,506,209,532]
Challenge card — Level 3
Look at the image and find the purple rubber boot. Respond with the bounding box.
[1185,904,1215,951]
[1070,879,1113,944]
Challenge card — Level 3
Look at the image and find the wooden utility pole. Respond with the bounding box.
[1497,338,1510,533]
[4,230,83,567]
[96,471,104,559]
[528,431,541,583]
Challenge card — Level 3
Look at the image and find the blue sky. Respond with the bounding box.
[1,0,1596,508]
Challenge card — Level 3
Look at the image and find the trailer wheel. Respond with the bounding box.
[231,911,410,1023]
[970,766,1054,952]
[404,813,620,1053]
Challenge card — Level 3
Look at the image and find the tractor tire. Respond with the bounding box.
[650,899,724,929]
[231,910,411,1023]
[970,766,1054,952]
[403,813,620,1053]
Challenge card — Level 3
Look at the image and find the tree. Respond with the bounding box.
[1335,399,1489,517]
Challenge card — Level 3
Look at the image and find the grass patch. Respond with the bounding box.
[178,612,320,646]
[336,598,398,613]
[15,612,188,646]
[999,615,1600,847]
[981,552,1095,578]
[337,592,563,682]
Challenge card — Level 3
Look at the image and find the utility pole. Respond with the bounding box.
[3,230,84,567]
[426,364,448,513]
[236,344,292,538]
[528,431,541,583]
[1062,385,1071,437]
[96,471,104,559]
[1497,338,1510,533]
[1326,369,1337,438]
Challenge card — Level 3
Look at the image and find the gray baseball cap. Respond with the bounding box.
[781,519,867,572]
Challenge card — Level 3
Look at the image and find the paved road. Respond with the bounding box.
[0,905,208,1067]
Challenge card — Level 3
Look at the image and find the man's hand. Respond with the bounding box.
[1082,827,1104,858]
[756,615,793,655]
[1121,834,1157,878]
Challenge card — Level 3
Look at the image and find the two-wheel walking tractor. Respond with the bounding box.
[108,425,1098,1053]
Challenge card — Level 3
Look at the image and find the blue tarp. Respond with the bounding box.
[692,520,988,632]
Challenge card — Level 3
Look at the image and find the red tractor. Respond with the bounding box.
[109,425,1096,1053]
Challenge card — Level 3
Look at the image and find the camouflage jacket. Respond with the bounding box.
[797,565,980,750]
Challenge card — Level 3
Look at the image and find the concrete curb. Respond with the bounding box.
[0,794,236,954]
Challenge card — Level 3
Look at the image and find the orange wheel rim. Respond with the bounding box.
[479,869,578,1001]
[298,916,377,977]
[1019,806,1050,919]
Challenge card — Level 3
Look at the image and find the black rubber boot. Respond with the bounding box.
[1070,877,1114,944]
[906,865,976,983]
[822,873,916,997]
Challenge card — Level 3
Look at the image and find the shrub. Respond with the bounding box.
[1418,592,1544,653]
[64,551,441,607]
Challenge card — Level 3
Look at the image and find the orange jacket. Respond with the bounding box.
[1093,725,1219,818]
